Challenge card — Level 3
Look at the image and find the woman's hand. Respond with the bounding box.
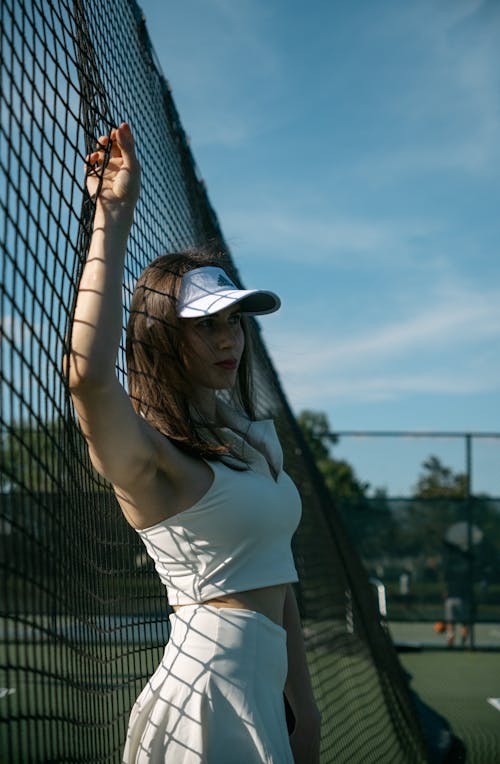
[86,122,141,219]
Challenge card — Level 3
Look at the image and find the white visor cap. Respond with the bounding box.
[177,266,281,318]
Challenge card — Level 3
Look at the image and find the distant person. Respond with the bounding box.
[442,541,470,648]
[399,570,411,598]
[67,124,321,762]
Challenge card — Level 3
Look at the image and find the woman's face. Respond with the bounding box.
[181,305,245,391]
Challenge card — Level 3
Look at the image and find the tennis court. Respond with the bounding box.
[389,621,500,651]
[400,650,500,763]
[0,638,160,762]
[3,633,498,762]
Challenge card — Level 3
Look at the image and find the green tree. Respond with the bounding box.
[413,455,467,498]
[297,409,368,498]
[297,410,396,563]
[397,456,471,560]
[0,420,63,492]
[0,418,99,492]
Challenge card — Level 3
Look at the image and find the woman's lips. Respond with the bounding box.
[215,359,238,370]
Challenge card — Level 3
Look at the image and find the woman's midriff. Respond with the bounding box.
[172,583,289,627]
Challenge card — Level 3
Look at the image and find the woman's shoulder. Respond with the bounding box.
[116,431,216,530]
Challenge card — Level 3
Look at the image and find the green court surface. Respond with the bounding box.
[0,640,162,762]
[389,621,500,651]
[400,651,500,763]
[2,635,499,762]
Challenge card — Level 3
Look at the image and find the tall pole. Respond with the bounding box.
[465,433,475,650]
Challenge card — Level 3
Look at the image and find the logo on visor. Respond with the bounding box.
[217,274,233,288]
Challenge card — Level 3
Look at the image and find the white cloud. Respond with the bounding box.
[225,207,439,266]
[279,358,500,408]
[267,283,500,404]
[1,315,32,347]
[350,139,496,183]
[310,295,497,370]
[369,0,500,177]
[150,0,284,149]
[283,367,499,408]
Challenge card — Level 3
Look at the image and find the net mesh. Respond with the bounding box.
[1,1,428,761]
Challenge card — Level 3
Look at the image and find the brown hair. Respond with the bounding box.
[125,248,255,461]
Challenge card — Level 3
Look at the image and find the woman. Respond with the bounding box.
[68,123,321,763]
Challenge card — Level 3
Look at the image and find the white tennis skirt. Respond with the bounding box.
[122,604,294,763]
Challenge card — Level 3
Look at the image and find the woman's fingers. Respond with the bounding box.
[85,123,140,206]
[89,124,136,164]
[114,123,138,168]
[86,149,101,165]
[93,135,110,155]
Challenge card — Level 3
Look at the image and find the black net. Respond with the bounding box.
[1,1,428,761]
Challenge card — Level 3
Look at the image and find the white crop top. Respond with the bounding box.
[136,402,302,605]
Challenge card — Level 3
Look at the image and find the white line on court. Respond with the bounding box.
[486,698,500,712]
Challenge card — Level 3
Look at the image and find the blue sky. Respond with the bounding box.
[137,0,500,494]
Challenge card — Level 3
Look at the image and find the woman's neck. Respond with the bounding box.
[190,387,217,423]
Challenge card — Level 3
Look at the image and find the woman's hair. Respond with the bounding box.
[125,248,255,461]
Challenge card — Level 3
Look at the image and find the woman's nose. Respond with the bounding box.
[216,326,235,349]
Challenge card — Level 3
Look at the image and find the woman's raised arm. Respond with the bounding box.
[68,123,140,388]
[67,124,161,496]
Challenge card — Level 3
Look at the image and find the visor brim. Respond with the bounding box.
[178,289,280,318]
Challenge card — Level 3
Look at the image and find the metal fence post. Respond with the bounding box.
[465,433,476,650]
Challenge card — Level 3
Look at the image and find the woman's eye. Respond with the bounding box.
[229,313,242,325]
[197,318,214,329]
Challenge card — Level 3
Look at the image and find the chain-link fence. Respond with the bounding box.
[330,432,500,650]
